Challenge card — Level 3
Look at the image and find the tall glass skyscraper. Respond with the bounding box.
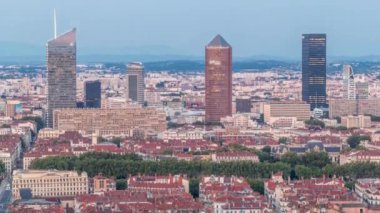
[302,34,327,110]
[85,80,101,108]
[205,35,232,122]
[46,28,77,127]
[126,62,145,105]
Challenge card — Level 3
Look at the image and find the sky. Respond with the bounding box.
[1,0,380,61]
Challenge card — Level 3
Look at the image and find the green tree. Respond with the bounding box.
[335,116,341,123]
[305,119,325,128]
[189,178,199,198]
[111,137,123,148]
[279,137,289,144]
[281,152,300,167]
[1,124,10,128]
[247,179,264,194]
[301,151,330,168]
[30,152,292,179]
[162,149,173,155]
[116,179,128,190]
[0,161,5,175]
[295,165,321,179]
[347,135,361,148]
[347,135,371,149]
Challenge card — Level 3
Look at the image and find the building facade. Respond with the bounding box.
[263,102,310,123]
[356,81,369,100]
[5,100,20,117]
[205,35,232,122]
[12,170,88,200]
[329,99,380,118]
[236,97,251,113]
[53,107,166,135]
[84,80,101,108]
[126,62,145,105]
[355,178,380,206]
[46,29,77,127]
[341,115,371,129]
[302,34,327,110]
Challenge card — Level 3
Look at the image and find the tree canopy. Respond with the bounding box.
[347,134,371,148]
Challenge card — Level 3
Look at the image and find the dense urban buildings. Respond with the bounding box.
[84,80,101,108]
[126,62,145,105]
[302,34,327,110]
[53,107,166,135]
[205,35,232,122]
[3,5,380,212]
[46,28,77,127]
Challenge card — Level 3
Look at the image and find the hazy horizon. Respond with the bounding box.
[2,0,380,61]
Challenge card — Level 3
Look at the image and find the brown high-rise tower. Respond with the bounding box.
[46,29,77,128]
[205,35,232,122]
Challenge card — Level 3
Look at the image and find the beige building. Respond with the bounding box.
[5,100,20,117]
[12,170,88,200]
[101,97,128,109]
[355,178,380,206]
[329,99,380,118]
[341,115,371,129]
[263,102,310,123]
[38,128,65,139]
[53,107,166,135]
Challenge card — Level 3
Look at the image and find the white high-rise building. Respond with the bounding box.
[342,65,356,100]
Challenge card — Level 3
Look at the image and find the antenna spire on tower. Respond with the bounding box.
[54,8,57,39]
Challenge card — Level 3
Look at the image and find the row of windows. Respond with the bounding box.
[14,178,86,183]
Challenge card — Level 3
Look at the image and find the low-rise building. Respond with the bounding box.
[265,173,356,212]
[340,150,380,165]
[211,151,259,163]
[355,178,380,206]
[0,135,21,173]
[128,174,189,193]
[53,107,166,136]
[38,128,65,139]
[263,102,310,123]
[341,115,371,129]
[12,170,89,200]
[91,174,116,194]
[200,175,272,212]
[329,99,380,118]
[74,190,203,212]
[273,140,341,163]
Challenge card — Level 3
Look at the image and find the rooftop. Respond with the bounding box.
[207,34,231,48]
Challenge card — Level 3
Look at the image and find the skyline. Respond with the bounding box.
[2,0,380,61]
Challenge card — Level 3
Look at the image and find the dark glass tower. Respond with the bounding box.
[126,62,144,105]
[205,35,232,122]
[85,80,101,108]
[46,28,77,128]
[302,34,327,110]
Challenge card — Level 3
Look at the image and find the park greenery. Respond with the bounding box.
[28,150,380,197]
